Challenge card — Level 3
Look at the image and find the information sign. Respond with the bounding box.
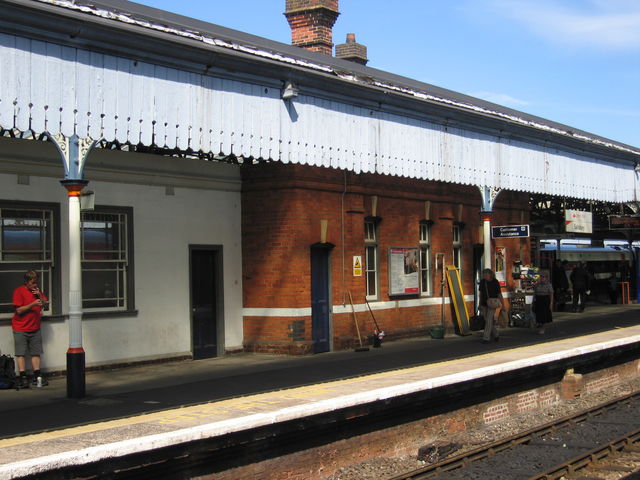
[609,215,640,230]
[388,247,420,296]
[565,209,593,234]
[491,225,530,238]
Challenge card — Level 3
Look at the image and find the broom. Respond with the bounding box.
[365,299,384,347]
[348,291,369,352]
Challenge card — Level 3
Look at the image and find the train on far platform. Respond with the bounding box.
[540,243,634,303]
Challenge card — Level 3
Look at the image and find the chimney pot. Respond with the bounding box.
[335,33,368,65]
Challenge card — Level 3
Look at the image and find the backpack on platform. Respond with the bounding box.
[0,354,17,390]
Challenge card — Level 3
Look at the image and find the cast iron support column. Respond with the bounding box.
[62,179,88,398]
[479,186,502,271]
[482,212,492,271]
[48,133,99,399]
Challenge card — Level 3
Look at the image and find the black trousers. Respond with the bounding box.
[573,287,587,311]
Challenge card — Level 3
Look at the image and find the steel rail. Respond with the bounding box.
[528,428,640,480]
[387,390,640,480]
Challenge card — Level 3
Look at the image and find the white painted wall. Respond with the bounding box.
[0,138,243,370]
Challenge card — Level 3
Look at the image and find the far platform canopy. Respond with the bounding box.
[1,0,639,203]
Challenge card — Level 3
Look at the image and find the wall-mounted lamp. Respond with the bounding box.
[281,81,299,100]
[80,190,95,211]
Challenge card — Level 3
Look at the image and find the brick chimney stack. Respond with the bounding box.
[335,33,368,65]
[284,0,340,56]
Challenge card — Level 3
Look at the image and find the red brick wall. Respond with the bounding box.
[242,163,531,352]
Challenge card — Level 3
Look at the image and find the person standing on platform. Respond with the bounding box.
[608,273,619,304]
[570,261,590,313]
[479,268,504,344]
[552,260,569,311]
[12,270,48,389]
[533,271,554,334]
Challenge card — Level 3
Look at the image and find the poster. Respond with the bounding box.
[495,247,506,287]
[388,247,420,296]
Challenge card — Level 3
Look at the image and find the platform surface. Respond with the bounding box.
[0,305,639,478]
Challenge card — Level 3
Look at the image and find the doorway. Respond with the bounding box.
[310,245,332,353]
[190,246,224,359]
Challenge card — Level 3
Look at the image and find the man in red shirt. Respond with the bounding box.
[12,270,48,388]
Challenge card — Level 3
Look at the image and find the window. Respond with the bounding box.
[364,220,378,300]
[81,208,133,311]
[453,225,462,273]
[0,205,57,316]
[419,222,431,295]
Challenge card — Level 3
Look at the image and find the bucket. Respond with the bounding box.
[430,325,445,339]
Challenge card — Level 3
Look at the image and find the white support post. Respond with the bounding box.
[483,213,492,271]
[62,180,88,398]
[68,189,82,349]
[49,133,98,399]
[479,186,502,272]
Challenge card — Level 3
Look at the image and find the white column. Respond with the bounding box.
[483,214,492,271]
[62,180,87,398]
[68,191,83,349]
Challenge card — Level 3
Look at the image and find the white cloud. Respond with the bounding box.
[471,91,530,107]
[491,0,640,50]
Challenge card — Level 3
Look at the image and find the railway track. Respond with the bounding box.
[389,391,640,480]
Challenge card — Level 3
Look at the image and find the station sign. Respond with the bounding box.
[491,225,530,239]
[565,209,593,234]
[609,215,640,230]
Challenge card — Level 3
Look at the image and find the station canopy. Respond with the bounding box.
[1,0,639,204]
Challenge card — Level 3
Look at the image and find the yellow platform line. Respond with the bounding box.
[0,328,635,450]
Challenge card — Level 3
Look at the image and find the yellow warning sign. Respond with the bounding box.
[353,256,363,277]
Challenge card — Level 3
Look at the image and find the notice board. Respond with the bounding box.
[445,266,471,335]
[388,247,420,296]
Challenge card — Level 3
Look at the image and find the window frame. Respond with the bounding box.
[419,222,431,296]
[80,205,135,313]
[364,220,379,301]
[0,200,61,318]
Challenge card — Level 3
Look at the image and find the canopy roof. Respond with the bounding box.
[1,0,638,202]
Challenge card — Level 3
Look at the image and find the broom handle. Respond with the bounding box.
[365,298,381,332]
[348,291,364,348]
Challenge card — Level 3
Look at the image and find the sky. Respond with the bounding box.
[137,0,640,148]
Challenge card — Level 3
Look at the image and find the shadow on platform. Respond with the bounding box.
[1,304,638,439]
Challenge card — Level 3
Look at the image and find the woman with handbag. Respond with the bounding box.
[479,268,504,343]
[533,271,554,334]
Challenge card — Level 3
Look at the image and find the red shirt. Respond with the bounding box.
[12,285,47,332]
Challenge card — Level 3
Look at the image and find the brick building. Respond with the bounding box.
[242,164,530,353]
[1,0,637,370]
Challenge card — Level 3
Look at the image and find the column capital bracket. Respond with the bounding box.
[478,186,502,213]
[45,133,100,181]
